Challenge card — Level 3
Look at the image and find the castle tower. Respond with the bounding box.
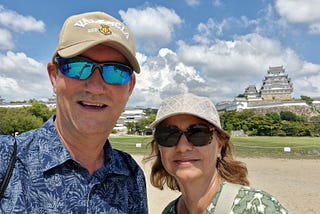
[260,66,293,101]
[244,85,262,101]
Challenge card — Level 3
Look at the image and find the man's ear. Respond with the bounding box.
[47,62,58,93]
[128,74,136,95]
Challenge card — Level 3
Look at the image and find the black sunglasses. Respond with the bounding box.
[155,124,215,147]
[54,56,133,85]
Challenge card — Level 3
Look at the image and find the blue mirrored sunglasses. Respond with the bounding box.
[54,56,133,85]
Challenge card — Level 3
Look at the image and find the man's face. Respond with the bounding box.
[48,44,136,138]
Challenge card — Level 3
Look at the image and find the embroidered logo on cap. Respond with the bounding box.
[99,24,112,35]
[73,18,130,39]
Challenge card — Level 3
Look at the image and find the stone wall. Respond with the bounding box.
[252,105,319,118]
[261,93,292,101]
[314,103,320,111]
[230,130,247,137]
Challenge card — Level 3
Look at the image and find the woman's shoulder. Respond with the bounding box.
[231,183,288,213]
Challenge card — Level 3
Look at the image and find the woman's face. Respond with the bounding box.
[158,114,222,183]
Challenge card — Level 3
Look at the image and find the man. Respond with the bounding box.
[0,11,148,213]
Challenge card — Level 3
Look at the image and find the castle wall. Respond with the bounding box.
[251,105,318,118]
[261,93,292,101]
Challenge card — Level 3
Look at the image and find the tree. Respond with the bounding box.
[236,94,246,98]
[26,100,54,122]
[300,95,313,105]
[219,109,317,136]
[144,108,157,116]
[126,122,136,135]
[0,96,4,104]
[266,112,281,123]
[247,114,274,136]
[131,116,156,135]
[309,116,320,136]
[0,107,43,134]
[280,111,299,121]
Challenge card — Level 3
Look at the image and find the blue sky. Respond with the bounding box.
[0,0,319,108]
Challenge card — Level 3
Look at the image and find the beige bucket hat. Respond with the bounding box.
[150,93,229,136]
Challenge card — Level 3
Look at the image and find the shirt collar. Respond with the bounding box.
[39,116,130,176]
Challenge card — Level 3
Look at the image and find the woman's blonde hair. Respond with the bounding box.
[143,128,249,191]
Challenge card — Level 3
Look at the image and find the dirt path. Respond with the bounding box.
[133,156,320,214]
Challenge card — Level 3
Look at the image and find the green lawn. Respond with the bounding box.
[109,135,152,155]
[109,135,320,159]
[232,136,320,159]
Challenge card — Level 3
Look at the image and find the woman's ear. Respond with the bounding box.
[47,62,58,93]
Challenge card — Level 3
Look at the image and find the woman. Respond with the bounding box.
[144,93,287,214]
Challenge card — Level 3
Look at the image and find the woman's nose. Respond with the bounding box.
[175,133,193,152]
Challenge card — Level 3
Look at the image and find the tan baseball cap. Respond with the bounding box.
[150,93,229,136]
[52,11,140,73]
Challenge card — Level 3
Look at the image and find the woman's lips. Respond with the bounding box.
[174,158,199,165]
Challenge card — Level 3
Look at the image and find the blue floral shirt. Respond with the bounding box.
[0,116,148,213]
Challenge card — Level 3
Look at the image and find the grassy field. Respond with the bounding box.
[109,135,320,159]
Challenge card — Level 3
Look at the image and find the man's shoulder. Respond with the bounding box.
[109,148,144,175]
[112,149,140,166]
[0,134,15,154]
[0,135,16,178]
[16,117,56,145]
[0,135,17,158]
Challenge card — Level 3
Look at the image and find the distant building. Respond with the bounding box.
[313,98,320,111]
[242,65,293,102]
[0,100,146,128]
[114,108,147,131]
[216,65,319,118]
[244,85,262,102]
[260,65,293,101]
[118,108,146,124]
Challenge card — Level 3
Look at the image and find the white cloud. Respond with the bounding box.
[0,77,20,94]
[119,6,182,53]
[174,32,320,101]
[0,28,14,50]
[128,10,320,107]
[0,51,52,102]
[197,18,224,38]
[128,48,205,108]
[1,51,44,75]
[275,0,320,34]
[0,7,50,102]
[212,0,222,7]
[275,0,320,23]
[0,5,45,32]
[309,23,320,34]
[193,16,259,43]
[291,62,320,97]
[185,0,200,6]
[1,3,319,107]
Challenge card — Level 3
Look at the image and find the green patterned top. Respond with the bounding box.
[162,181,288,214]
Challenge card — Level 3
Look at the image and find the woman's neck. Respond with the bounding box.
[177,172,221,214]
